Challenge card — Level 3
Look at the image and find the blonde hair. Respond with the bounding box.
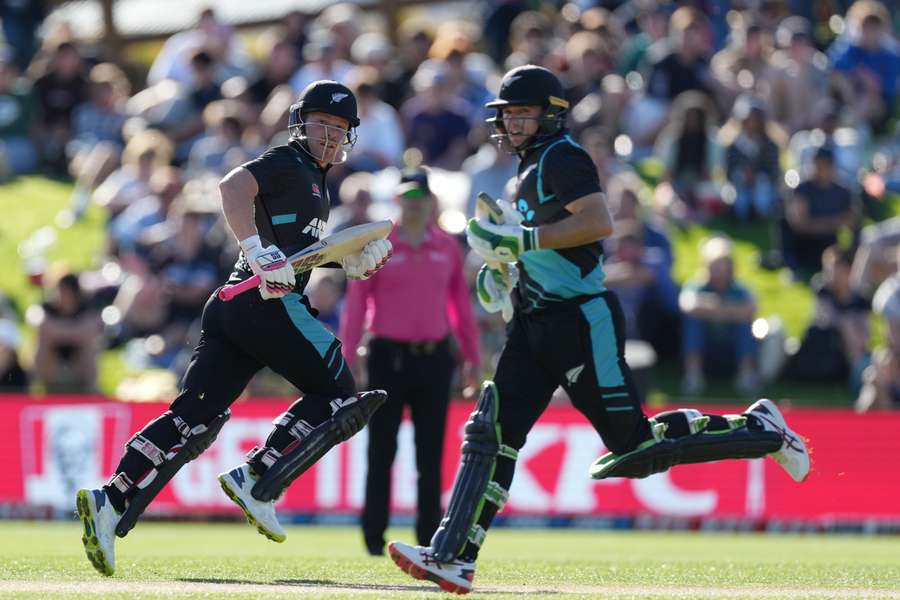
[89,62,131,97]
[846,0,890,29]
[670,6,705,33]
[122,129,173,168]
[701,234,734,265]
[565,31,609,65]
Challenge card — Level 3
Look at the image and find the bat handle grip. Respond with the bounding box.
[217,275,260,301]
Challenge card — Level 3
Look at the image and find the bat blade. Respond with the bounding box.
[475,193,514,322]
[217,220,393,301]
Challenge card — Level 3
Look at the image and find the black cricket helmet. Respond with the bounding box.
[485,64,570,153]
[288,80,359,164]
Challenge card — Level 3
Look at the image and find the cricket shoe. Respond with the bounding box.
[75,488,119,576]
[388,541,475,595]
[218,463,286,543]
[746,398,810,482]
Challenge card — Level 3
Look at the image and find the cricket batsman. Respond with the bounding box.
[388,65,811,594]
[76,80,393,576]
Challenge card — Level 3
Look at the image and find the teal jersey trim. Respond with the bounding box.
[580,296,625,388]
[536,138,568,205]
[280,293,335,358]
[535,134,586,205]
[519,250,606,303]
[272,213,297,225]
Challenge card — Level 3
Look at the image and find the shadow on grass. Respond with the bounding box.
[178,577,560,595]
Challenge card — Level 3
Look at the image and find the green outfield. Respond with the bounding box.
[0,521,898,599]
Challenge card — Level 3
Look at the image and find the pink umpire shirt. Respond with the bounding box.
[340,224,480,368]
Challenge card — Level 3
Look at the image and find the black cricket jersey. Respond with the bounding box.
[229,140,331,294]
[511,131,606,312]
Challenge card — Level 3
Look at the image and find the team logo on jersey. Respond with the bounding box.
[331,92,349,104]
[516,198,535,222]
[302,218,326,239]
[565,364,585,385]
[311,183,321,197]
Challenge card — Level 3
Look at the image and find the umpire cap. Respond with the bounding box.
[289,80,360,128]
[485,65,569,114]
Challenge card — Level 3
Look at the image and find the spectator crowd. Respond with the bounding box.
[0,0,899,411]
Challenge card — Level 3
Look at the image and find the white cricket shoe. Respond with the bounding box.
[746,399,810,482]
[218,464,286,543]
[75,488,119,576]
[388,541,476,595]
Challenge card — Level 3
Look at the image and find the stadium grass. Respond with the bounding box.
[0,521,898,599]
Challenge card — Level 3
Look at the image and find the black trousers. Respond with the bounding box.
[461,292,651,559]
[456,292,760,561]
[494,292,650,456]
[104,287,356,512]
[171,288,356,422]
[361,337,455,548]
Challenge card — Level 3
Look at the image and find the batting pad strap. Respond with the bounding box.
[108,472,134,495]
[247,446,282,468]
[171,415,192,439]
[135,468,158,489]
[289,419,315,441]
[724,414,747,430]
[468,524,486,548]
[675,408,710,434]
[273,411,294,427]
[129,435,165,467]
[498,444,518,461]
[484,481,509,511]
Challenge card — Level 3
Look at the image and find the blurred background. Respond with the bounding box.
[0,0,898,529]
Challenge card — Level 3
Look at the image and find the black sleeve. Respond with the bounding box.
[241,145,295,199]
[542,141,603,206]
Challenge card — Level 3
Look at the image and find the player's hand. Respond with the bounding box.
[495,198,524,225]
[341,239,392,280]
[475,263,518,316]
[466,217,538,263]
[241,235,295,300]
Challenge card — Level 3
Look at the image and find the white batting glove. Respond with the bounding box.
[240,235,295,300]
[341,239,393,280]
[495,198,524,225]
[476,263,518,317]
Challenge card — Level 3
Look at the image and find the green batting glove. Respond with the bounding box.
[466,217,539,263]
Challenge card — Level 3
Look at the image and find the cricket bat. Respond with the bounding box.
[218,220,393,301]
[475,192,514,322]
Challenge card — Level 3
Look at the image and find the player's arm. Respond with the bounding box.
[219,165,295,299]
[535,192,613,249]
[467,141,611,261]
[219,167,259,241]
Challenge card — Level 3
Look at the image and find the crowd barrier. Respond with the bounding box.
[1,396,896,530]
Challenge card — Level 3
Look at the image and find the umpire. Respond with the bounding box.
[341,168,480,556]
[75,80,392,577]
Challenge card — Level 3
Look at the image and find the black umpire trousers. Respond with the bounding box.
[361,337,455,549]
